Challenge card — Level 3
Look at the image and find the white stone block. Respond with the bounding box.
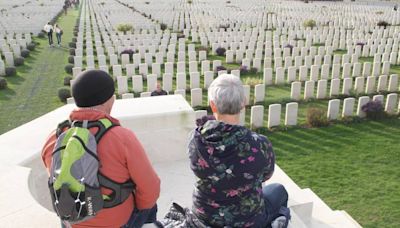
[195,110,207,120]
[147,74,157,92]
[162,73,173,92]
[132,75,143,93]
[331,64,340,79]
[243,85,250,105]
[177,62,186,74]
[287,67,296,83]
[354,77,365,94]
[388,74,399,92]
[275,67,285,85]
[342,78,353,95]
[316,80,327,99]
[165,62,174,74]
[291,82,301,101]
[189,61,198,73]
[357,96,370,118]
[342,63,351,79]
[385,93,398,114]
[342,98,355,117]
[176,73,187,90]
[382,61,390,75]
[377,75,388,92]
[122,93,134,99]
[299,66,308,81]
[117,76,128,95]
[174,89,186,98]
[139,63,148,76]
[330,79,340,97]
[190,72,200,89]
[204,71,214,89]
[113,65,122,77]
[140,92,152,97]
[250,105,264,129]
[126,64,135,77]
[254,84,265,103]
[365,76,376,94]
[285,102,298,126]
[191,88,203,107]
[268,104,281,128]
[304,81,315,100]
[327,99,340,120]
[372,62,381,76]
[362,62,371,77]
[321,64,329,80]
[263,68,273,85]
[121,54,130,67]
[310,65,319,81]
[152,63,161,77]
[373,95,384,103]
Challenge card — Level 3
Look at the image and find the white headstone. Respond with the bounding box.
[357,96,370,118]
[191,88,203,107]
[385,93,398,114]
[195,110,208,120]
[117,76,128,95]
[327,99,340,120]
[251,105,264,129]
[190,72,200,89]
[268,104,281,128]
[113,65,122,77]
[285,102,298,126]
[176,73,187,90]
[373,95,384,103]
[316,80,327,99]
[263,68,273,85]
[162,73,173,92]
[365,76,376,94]
[122,93,134,99]
[254,84,265,103]
[304,81,315,100]
[291,82,301,101]
[342,78,353,95]
[243,85,250,106]
[330,79,340,97]
[140,92,152,97]
[147,74,157,92]
[377,75,388,92]
[204,71,214,89]
[388,74,398,92]
[354,77,365,94]
[132,75,143,93]
[342,98,355,117]
[275,67,285,85]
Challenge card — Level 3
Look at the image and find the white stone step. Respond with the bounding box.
[0,164,59,228]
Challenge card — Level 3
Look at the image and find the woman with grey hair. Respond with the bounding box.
[186,74,290,227]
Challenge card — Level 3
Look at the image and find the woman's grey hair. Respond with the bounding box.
[208,74,245,115]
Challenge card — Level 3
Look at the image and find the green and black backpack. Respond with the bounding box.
[48,118,135,224]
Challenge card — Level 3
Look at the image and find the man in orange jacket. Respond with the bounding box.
[42,70,161,228]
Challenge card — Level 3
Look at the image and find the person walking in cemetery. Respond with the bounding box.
[54,24,63,47]
[43,22,53,47]
[151,81,168,96]
[162,74,290,227]
[41,70,160,228]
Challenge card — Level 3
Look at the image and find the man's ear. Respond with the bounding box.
[210,100,218,113]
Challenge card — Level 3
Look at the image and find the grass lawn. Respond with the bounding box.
[0,8,79,135]
[266,118,400,228]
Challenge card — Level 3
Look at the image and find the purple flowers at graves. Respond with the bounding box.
[216,47,226,56]
[216,65,227,72]
[356,42,365,48]
[120,49,135,58]
[239,65,249,74]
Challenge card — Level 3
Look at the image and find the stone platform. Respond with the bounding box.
[0,95,361,227]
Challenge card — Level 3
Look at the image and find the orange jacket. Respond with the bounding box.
[42,109,160,228]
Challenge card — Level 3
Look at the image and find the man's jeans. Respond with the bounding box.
[263,183,289,227]
[122,204,158,228]
[48,32,53,45]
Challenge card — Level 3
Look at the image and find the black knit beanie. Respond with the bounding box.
[72,70,115,107]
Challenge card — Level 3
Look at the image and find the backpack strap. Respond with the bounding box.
[56,120,71,137]
[98,173,136,208]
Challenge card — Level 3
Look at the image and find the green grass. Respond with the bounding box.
[266,118,400,228]
[0,8,79,135]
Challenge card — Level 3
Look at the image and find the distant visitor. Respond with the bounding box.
[43,22,53,47]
